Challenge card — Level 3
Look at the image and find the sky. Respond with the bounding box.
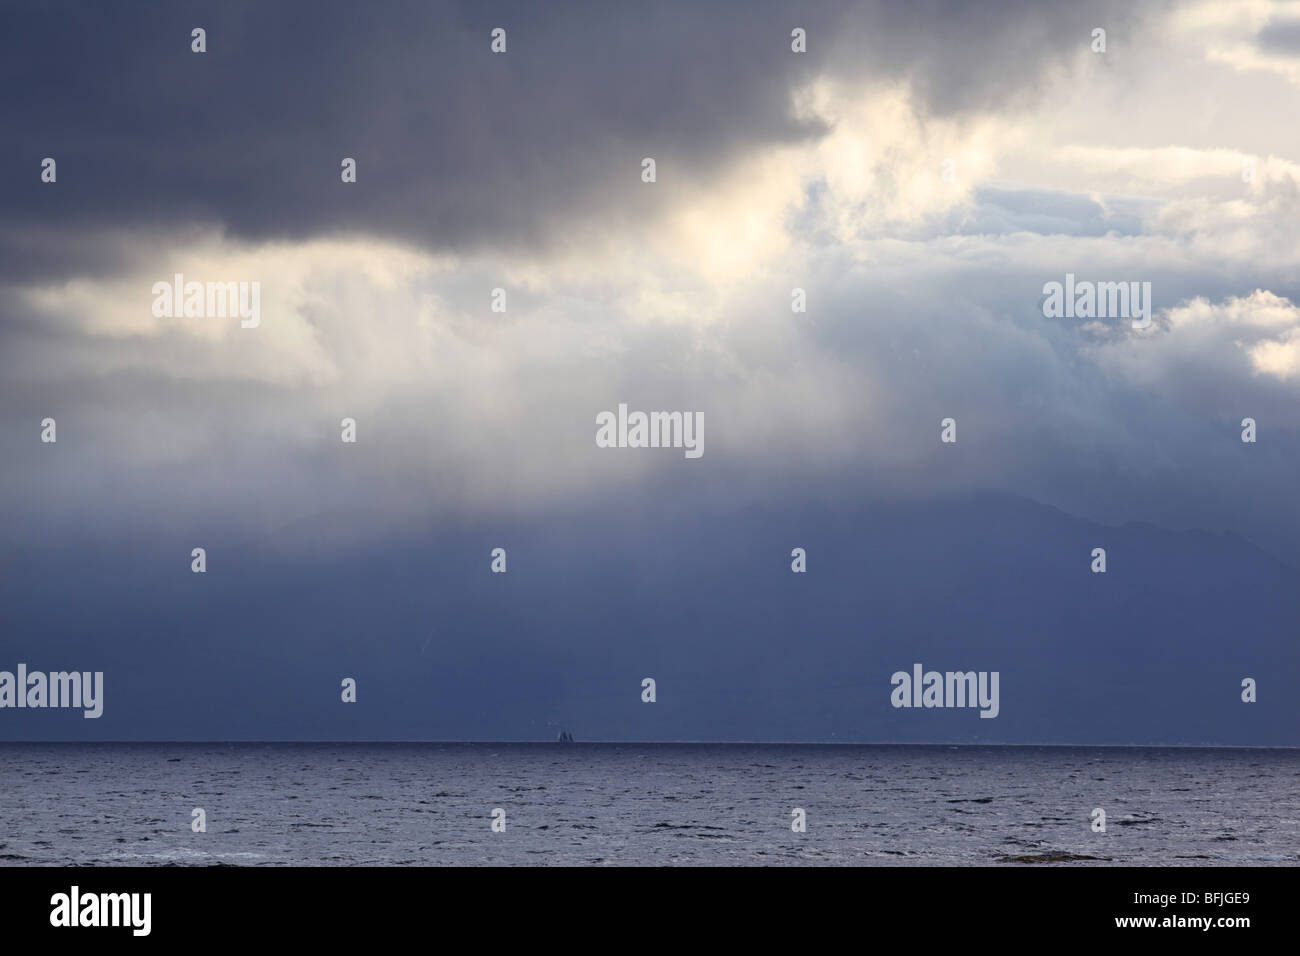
[1,0,1297,742]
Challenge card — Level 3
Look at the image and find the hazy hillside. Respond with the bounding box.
[2,491,1295,744]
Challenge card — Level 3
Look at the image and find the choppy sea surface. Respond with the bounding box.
[0,744,1295,866]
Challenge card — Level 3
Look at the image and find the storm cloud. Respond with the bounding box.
[1,0,1297,741]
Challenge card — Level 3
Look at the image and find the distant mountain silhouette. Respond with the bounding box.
[3,491,1295,744]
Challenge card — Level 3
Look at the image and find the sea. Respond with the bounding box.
[0,744,1295,866]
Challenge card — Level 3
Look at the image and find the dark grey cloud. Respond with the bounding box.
[0,0,1150,280]
[1256,16,1300,56]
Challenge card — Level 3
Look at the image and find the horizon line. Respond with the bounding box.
[2,739,1296,750]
